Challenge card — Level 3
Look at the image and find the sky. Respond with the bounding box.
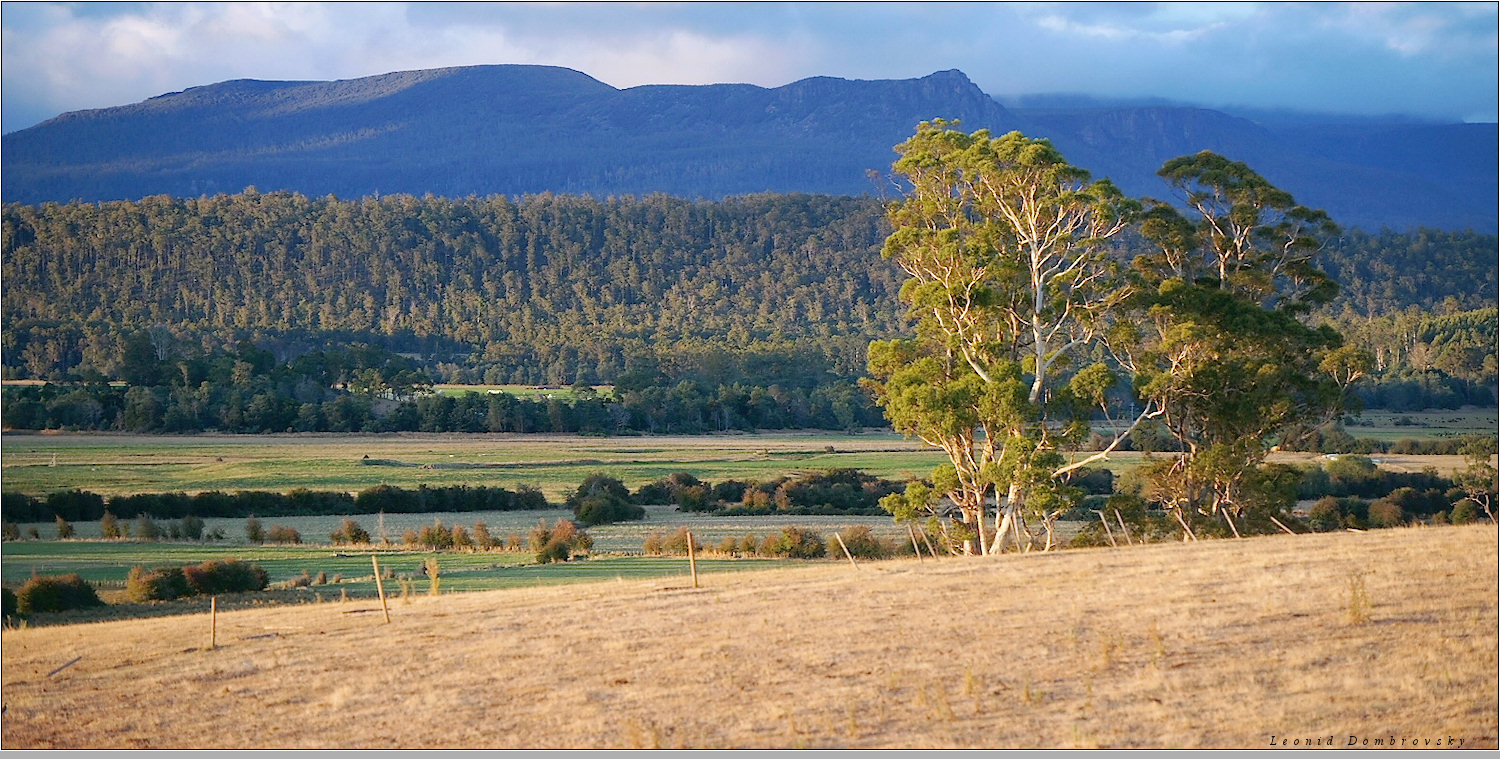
[2,1,1496,134]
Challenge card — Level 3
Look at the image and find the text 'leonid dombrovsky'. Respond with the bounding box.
[1268,735,1467,748]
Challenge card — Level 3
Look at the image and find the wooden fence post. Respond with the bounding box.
[833,532,858,569]
[372,554,391,623]
[686,530,699,589]
[1095,511,1119,548]
[209,596,217,650]
[1114,509,1134,546]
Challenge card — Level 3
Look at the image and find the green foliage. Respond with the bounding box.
[1134,151,1347,523]
[568,474,644,525]
[54,515,74,539]
[244,517,264,544]
[15,573,103,614]
[127,565,191,602]
[762,526,827,559]
[531,519,592,564]
[328,518,371,545]
[265,525,302,544]
[180,559,270,595]
[835,524,896,559]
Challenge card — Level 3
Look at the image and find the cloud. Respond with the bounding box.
[2,2,1495,133]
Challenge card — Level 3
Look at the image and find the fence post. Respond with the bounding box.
[372,554,391,624]
[686,530,699,589]
[209,596,217,650]
[834,532,858,569]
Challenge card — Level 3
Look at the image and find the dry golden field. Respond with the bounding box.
[2,525,1496,749]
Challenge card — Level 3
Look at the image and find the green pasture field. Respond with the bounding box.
[3,504,916,557]
[0,431,951,501]
[0,539,796,592]
[1341,407,1498,443]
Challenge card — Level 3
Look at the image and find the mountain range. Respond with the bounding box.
[3,65,1495,232]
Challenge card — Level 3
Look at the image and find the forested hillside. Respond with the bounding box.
[1,189,1494,435]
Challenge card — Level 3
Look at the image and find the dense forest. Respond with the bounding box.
[1,190,1494,435]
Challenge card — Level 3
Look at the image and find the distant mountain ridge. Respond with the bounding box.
[3,64,1494,232]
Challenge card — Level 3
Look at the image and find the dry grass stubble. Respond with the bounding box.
[2,525,1495,749]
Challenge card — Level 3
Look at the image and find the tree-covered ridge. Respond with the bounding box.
[1,189,1494,412]
[3,191,901,383]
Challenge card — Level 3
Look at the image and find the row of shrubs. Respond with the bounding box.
[0,558,272,621]
[127,559,270,601]
[0,483,550,523]
[641,524,912,560]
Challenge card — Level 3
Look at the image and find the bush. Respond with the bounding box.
[245,516,265,543]
[100,510,122,539]
[329,518,370,545]
[763,526,826,559]
[2,587,16,620]
[265,525,302,544]
[127,566,191,601]
[1308,497,1343,532]
[835,525,891,559]
[1450,500,1480,525]
[533,519,592,563]
[16,574,103,614]
[662,527,702,556]
[1367,500,1405,528]
[55,515,75,539]
[568,473,644,525]
[180,559,269,595]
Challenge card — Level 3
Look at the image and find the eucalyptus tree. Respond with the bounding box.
[1131,151,1351,536]
[866,121,1153,554]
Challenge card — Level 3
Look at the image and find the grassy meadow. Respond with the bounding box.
[2,524,1493,749]
[0,430,949,502]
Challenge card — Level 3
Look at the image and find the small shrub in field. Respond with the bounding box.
[266,525,302,544]
[1450,500,1480,525]
[764,526,827,559]
[718,536,739,555]
[740,534,760,555]
[1,521,18,541]
[569,473,645,525]
[178,514,205,540]
[127,566,191,602]
[16,574,103,614]
[134,514,162,541]
[245,516,264,544]
[287,570,313,588]
[472,521,494,549]
[315,571,329,585]
[1432,510,1450,525]
[1308,497,1343,532]
[451,525,474,550]
[758,534,779,557]
[55,516,74,539]
[1368,500,1405,528]
[641,531,665,555]
[181,559,269,595]
[505,532,522,551]
[330,518,370,545]
[534,519,591,564]
[836,525,891,559]
[662,527,702,556]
